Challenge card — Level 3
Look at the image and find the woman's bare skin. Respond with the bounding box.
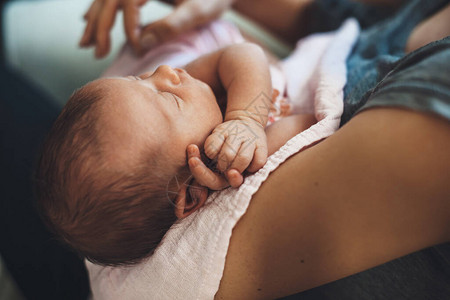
[233,0,406,44]
[212,1,450,298]
[406,3,450,53]
[215,108,450,299]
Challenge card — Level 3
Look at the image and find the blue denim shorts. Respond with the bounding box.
[340,0,450,125]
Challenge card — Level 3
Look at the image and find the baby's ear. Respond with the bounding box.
[174,179,208,219]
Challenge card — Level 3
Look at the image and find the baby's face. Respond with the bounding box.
[89,65,223,169]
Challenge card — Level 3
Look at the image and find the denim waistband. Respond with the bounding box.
[341,0,449,125]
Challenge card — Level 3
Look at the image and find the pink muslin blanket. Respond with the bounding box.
[86,19,360,300]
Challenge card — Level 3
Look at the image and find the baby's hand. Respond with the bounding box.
[205,117,268,177]
[187,145,243,190]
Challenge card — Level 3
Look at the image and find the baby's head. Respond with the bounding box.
[35,65,222,266]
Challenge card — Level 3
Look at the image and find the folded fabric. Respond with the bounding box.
[86,18,360,300]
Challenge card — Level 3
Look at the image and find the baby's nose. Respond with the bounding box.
[154,65,181,85]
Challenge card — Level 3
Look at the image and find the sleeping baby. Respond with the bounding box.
[35,43,316,266]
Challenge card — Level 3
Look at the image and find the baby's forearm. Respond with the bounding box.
[184,43,272,128]
[265,114,317,156]
[218,43,272,127]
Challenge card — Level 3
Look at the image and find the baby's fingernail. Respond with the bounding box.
[188,146,195,155]
[140,33,158,50]
[189,157,200,167]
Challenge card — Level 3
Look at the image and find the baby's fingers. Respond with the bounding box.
[226,169,244,188]
[228,142,254,174]
[188,157,229,190]
[204,132,225,160]
[216,136,245,172]
[187,145,229,190]
[247,144,268,173]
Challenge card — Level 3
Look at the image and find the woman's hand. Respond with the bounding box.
[79,0,148,58]
[79,0,235,58]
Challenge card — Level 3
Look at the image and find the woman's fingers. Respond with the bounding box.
[81,0,234,56]
[140,17,180,51]
[123,0,147,52]
[80,16,97,47]
[79,0,103,47]
[139,3,195,51]
[80,0,145,57]
[139,0,198,52]
[139,0,233,52]
[95,0,120,58]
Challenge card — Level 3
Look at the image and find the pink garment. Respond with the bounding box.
[102,20,289,125]
[86,19,360,300]
[103,20,244,77]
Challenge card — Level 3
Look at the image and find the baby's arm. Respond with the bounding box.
[185,43,272,179]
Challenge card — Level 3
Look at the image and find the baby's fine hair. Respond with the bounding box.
[34,83,179,266]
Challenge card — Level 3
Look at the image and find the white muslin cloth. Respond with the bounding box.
[86,19,360,300]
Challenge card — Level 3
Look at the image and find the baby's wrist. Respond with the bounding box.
[224,110,267,128]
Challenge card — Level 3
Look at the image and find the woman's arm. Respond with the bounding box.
[265,114,317,156]
[215,107,450,299]
[233,0,405,43]
[233,0,314,43]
